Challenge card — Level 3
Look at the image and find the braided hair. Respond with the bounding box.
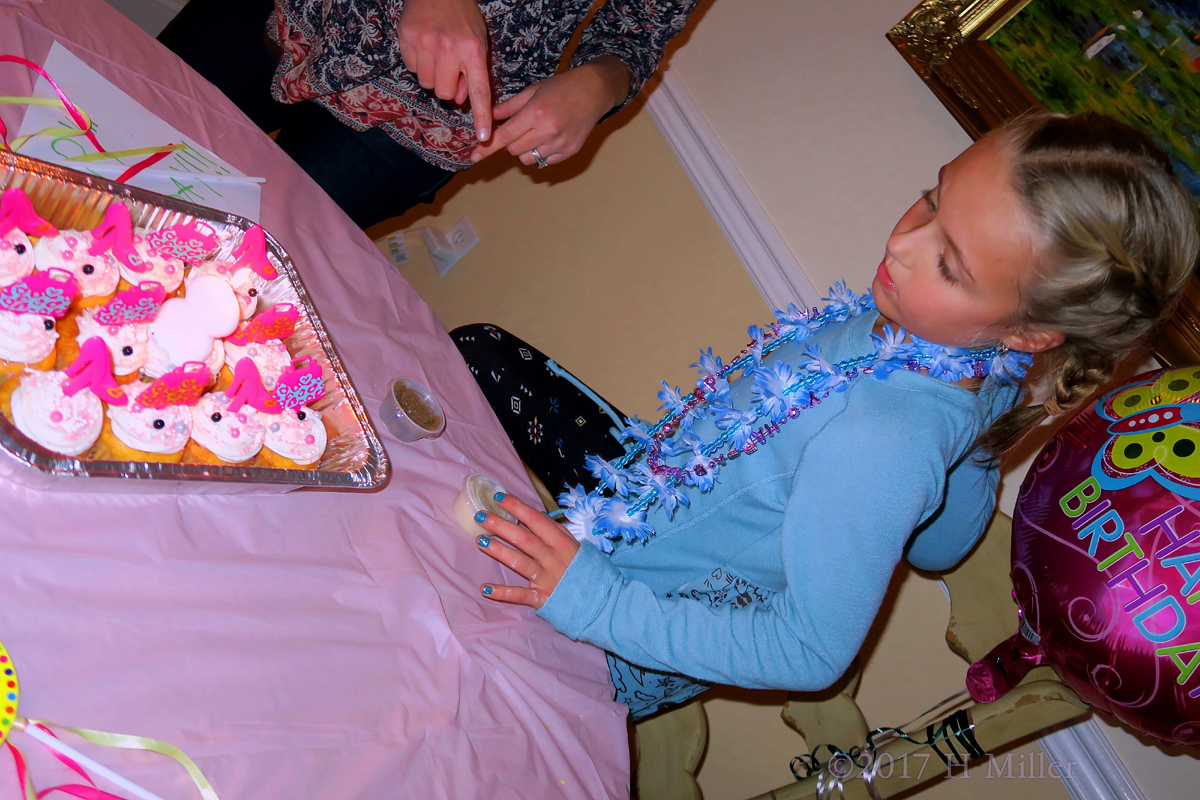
[977,112,1200,455]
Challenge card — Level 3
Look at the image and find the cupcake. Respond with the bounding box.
[188,261,261,320]
[259,405,327,469]
[144,337,224,383]
[184,391,264,465]
[0,187,54,289]
[119,229,186,293]
[144,274,238,384]
[221,339,290,390]
[33,231,120,306]
[57,308,148,381]
[0,310,57,376]
[0,369,103,456]
[97,381,191,463]
[0,227,34,289]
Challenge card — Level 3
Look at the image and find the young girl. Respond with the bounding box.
[470,112,1200,720]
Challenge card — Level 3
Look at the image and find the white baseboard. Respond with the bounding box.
[644,71,821,311]
[1038,718,1145,800]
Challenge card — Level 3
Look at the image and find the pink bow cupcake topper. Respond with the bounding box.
[226,357,281,415]
[94,281,166,326]
[231,225,278,281]
[88,203,144,272]
[136,361,209,408]
[0,269,79,317]
[274,357,325,410]
[226,303,297,346]
[0,188,56,238]
[63,336,127,405]
[145,221,219,266]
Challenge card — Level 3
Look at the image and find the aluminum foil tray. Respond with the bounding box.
[0,152,389,493]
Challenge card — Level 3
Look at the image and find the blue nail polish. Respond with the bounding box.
[482,585,493,595]
[474,510,488,523]
[493,492,507,503]
[477,535,491,548]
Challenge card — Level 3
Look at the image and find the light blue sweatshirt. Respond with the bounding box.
[538,311,1019,691]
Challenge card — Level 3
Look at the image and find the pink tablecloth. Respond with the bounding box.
[0,2,628,798]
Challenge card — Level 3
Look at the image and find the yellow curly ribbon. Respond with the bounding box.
[64,143,186,163]
[25,719,220,800]
[0,96,95,152]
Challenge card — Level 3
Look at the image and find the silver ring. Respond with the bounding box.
[531,147,548,169]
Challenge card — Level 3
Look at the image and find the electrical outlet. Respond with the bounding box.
[423,216,480,276]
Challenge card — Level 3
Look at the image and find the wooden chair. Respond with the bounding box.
[634,512,1091,799]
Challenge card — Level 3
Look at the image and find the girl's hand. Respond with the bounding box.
[397,0,493,141]
[468,56,631,167]
[474,493,580,608]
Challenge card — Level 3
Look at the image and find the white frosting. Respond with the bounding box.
[188,261,261,319]
[264,406,326,465]
[0,228,34,288]
[148,275,238,367]
[107,382,191,455]
[0,309,57,363]
[76,309,149,376]
[223,340,290,389]
[118,229,185,292]
[143,337,224,380]
[33,230,120,298]
[10,369,103,456]
[189,392,264,462]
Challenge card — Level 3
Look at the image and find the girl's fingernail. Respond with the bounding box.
[477,535,491,548]
[474,510,488,523]
[482,585,493,595]
[493,492,507,503]
[478,127,489,141]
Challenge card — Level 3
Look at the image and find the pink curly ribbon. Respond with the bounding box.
[8,741,35,800]
[0,56,103,153]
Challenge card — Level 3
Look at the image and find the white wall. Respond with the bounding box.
[667,0,973,296]
[667,1,1200,797]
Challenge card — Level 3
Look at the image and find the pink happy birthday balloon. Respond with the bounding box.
[971,364,1200,748]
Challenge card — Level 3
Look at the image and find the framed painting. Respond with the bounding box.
[888,0,1200,366]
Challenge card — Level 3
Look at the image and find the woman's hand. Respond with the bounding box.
[474,493,580,608]
[469,56,631,167]
[397,0,493,141]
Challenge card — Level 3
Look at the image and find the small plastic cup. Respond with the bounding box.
[453,473,517,538]
[380,378,446,442]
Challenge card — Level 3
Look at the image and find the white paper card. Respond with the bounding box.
[15,42,264,220]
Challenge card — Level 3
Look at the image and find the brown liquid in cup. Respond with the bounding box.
[394,383,442,431]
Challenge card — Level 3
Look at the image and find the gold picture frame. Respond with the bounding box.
[888,0,1200,366]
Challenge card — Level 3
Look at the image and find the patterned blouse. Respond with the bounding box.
[268,0,699,171]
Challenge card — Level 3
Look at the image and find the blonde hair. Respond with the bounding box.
[977,112,1200,455]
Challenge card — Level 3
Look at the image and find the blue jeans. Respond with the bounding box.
[159,0,454,229]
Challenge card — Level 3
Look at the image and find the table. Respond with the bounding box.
[0,2,629,798]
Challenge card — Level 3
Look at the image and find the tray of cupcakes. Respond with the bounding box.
[0,151,388,492]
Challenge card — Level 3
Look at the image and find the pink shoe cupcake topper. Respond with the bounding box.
[63,336,127,405]
[226,303,297,345]
[0,268,79,317]
[88,203,144,272]
[94,281,166,326]
[226,357,281,414]
[274,357,325,410]
[231,225,278,280]
[145,221,219,266]
[136,361,209,408]
[0,188,56,238]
